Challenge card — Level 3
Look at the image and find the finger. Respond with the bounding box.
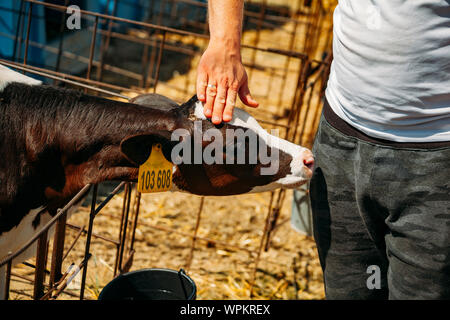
[196,70,208,102]
[238,81,259,108]
[212,84,227,125]
[223,88,237,122]
[204,82,217,118]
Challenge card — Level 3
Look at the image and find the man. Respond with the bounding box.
[197,0,450,300]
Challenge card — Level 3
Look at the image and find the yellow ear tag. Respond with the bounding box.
[137,143,173,193]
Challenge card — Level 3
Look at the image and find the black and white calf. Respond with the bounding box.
[0,64,313,297]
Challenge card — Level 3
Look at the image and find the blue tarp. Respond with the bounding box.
[0,0,45,65]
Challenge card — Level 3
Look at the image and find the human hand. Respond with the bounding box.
[196,41,259,125]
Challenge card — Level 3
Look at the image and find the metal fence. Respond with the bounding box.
[0,0,333,299]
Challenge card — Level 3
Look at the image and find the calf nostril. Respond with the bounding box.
[303,157,314,170]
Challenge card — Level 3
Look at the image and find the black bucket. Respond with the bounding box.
[98,268,196,300]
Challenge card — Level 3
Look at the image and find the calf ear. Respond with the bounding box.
[130,93,179,109]
[120,131,174,166]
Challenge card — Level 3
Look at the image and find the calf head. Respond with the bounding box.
[120,94,314,196]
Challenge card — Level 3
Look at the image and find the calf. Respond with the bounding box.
[0,65,313,296]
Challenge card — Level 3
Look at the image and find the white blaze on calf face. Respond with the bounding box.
[193,101,314,192]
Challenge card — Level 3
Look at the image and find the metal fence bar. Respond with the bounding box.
[0,184,92,268]
[66,223,120,245]
[53,0,69,80]
[3,261,12,300]
[0,59,134,100]
[117,183,133,275]
[114,183,129,276]
[249,191,274,297]
[33,230,48,300]
[79,184,98,300]
[23,0,315,62]
[22,2,32,68]
[62,225,85,262]
[96,0,118,83]
[12,0,25,63]
[49,214,67,286]
[0,30,145,80]
[185,197,205,271]
[153,31,167,93]
[85,15,99,94]
[108,213,255,255]
[129,192,142,254]
[25,0,210,39]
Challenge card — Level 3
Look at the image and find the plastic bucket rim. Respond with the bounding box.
[98,268,197,300]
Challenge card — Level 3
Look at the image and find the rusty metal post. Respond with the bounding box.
[96,0,118,83]
[128,191,142,253]
[145,0,167,89]
[263,189,286,251]
[121,185,140,274]
[247,0,267,82]
[53,0,69,78]
[79,184,98,300]
[114,182,129,276]
[117,183,132,274]
[3,260,12,300]
[292,256,300,300]
[145,36,158,89]
[290,63,311,142]
[50,213,67,286]
[12,0,25,63]
[185,197,205,271]
[62,225,85,262]
[277,14,300,109]
[85,15,99,94]
[22,2,32,68]
[153,31,167,93]
[288,59,310,142]
[140,16,152,87]
[33,230,48,300]
[249,191,274,297]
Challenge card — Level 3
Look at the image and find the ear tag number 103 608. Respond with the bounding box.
[138,143,173,193]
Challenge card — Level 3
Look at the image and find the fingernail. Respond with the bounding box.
[212,116,220,123]
[204,109,212,117]
[223,115,231,121]
[199,94,205,100]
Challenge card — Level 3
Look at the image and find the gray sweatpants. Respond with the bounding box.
[310,113,450,300]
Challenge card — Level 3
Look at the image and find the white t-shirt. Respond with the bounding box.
[326,0,450,142]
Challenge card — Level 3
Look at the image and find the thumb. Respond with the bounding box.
[238,82,259,108]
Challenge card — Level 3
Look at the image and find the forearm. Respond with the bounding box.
[197,0,257,124]
[208,0,244,54]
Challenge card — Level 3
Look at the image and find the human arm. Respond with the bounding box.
[196,0,259,125]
